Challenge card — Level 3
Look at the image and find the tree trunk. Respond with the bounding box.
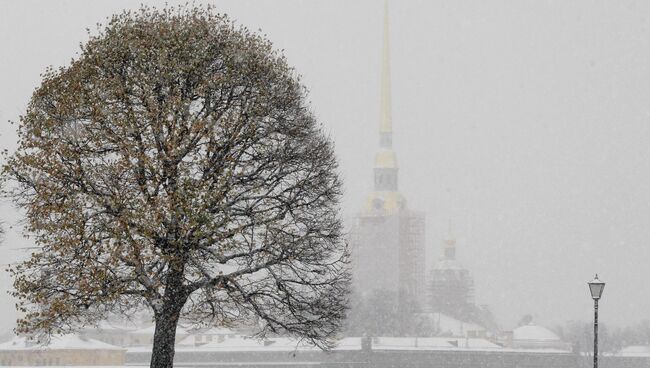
[150,267,187,368]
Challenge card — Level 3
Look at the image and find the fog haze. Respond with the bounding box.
[2,0,650,335]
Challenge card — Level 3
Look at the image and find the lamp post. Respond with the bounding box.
[588,274,605,368]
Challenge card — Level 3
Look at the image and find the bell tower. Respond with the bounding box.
[352,0,426,318]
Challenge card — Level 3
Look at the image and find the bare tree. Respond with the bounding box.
[3,6,350,368]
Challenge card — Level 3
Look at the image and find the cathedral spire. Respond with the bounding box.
[379,0,392,148]
[366,0,404,213]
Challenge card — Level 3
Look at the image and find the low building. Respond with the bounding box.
[617,345,650,357]
[427,312,487,338]
[177,327,240,347]
[511,323,572,351]
[0,334,125,366]
[128,325,188,346]
[126,335,578,368]
[80,320,139,347]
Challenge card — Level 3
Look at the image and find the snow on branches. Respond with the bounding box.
[3,5,350,368]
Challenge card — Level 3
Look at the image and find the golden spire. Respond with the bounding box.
[380,0,392,137]
[364,0,405,214]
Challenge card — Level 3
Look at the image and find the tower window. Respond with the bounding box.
[373,198,384,210]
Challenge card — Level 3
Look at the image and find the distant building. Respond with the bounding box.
[126,335,582,368]
[425,312,487,338]
[80,319,140,348]
[427,225,477,323]
[0,335,125,366]
[511,323,572,351]
[350,0,426,309]
[128,325,188,346]
[177,327,240,347]
[617,345,650,357]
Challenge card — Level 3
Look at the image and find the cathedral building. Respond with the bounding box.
[351,2,495,336]
[350,1,426,309]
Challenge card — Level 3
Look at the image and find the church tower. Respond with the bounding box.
[351,1,426,311]
[428,221,477,323]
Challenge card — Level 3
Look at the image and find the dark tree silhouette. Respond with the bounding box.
[4,6,350,368]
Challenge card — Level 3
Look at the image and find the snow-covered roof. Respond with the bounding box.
[92,320,140,331]
[503,347,573,354]
[176,329,242,348]
[164,336,362,353]
[189,327,239,335]
[372,337,500,351]
[175,336,196,347]
[0,335,123,351]
[430,313,485,337]
[618,345,650,357]
[512,324,560,341]
[129,325,188,335]
[191,336,269,351]
[462,338,501,349]
[270,337,361,351]
[373,337,453,350]
[333,337,362,351]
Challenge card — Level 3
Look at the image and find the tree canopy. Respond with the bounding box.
[4,5,350,368]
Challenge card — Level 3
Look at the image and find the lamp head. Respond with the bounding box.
[588,274,605,300]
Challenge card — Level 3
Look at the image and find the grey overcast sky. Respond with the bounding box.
[2,0,650,334]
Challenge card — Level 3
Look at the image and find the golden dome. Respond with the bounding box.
[374,149,398,168]
[365,191,407,213]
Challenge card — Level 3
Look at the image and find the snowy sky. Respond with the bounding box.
[2,0,650,335]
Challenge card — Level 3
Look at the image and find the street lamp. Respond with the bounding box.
[588,274,605,368]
